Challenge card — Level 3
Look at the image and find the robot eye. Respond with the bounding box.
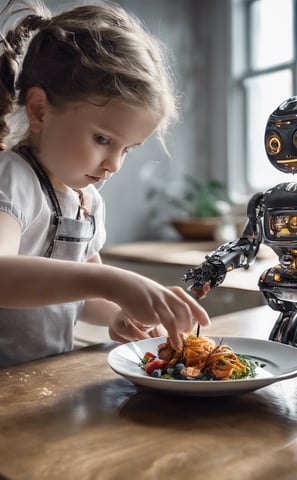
[266,135,282,155]
[289,216,297,230]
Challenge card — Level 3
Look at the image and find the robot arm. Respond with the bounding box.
[182,191,265,292]
[182,96,297,347]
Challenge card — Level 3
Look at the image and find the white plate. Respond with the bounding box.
[107,336,297,396]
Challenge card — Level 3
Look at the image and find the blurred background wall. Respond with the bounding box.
[47,0,229,244]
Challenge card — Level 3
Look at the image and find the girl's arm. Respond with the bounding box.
[0,212,210,349]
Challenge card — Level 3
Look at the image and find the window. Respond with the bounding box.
[229,0,296,202]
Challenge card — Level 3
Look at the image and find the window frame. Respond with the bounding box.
[228,0,297,203]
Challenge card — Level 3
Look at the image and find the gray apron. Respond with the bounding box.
[0,145,96,367]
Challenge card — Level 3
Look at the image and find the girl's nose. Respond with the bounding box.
[102,151,123,174]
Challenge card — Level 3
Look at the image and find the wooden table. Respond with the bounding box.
[1,306,296,480]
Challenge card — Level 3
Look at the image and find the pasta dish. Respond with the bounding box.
[139,334,261,381]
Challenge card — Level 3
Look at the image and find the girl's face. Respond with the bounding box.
[29,93,159,191]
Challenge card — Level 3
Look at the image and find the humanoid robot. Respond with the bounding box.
[182,97,297,347]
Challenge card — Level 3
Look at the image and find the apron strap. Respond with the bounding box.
[15,144,63,217]
[13,144,95,258]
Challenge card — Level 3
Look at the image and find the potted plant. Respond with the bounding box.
[147,176,232,240]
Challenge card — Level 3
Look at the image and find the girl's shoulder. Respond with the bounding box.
[0,149,42,185]
[0,150,45,227]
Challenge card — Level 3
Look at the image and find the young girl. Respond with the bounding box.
[0,0,210,367]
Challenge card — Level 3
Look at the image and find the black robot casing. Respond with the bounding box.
[265,96,297,174]
[263,182,297,247]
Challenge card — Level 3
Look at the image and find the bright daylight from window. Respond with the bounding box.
[232,0,295,193]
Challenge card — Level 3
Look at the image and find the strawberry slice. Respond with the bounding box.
[145,358,167,375]
[143,352,156,363]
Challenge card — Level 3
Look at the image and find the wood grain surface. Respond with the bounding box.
[0,306,296,480]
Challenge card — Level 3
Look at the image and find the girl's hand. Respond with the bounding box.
[190,282,211,299]
[104,269,210,350]
[109,312,167,343]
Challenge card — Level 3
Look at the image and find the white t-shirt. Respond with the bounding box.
[0,150,107,366]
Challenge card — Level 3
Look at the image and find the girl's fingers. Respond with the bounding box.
[110,283,211,350]
[191,283,211,299]
[133,286,210,349]
[133,321,168,339]
[149,324,167,337]
[134,306,181,350]
[109,315,151,343]
[169,286,210,326]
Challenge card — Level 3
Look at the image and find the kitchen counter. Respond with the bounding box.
[101,241,277,316]
[101,241,277,289]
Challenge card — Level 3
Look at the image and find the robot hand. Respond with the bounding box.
[182,236,260,296]
[181,250,227,294]
[182,192,264,296]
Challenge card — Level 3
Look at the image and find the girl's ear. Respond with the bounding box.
[25,87,48,133]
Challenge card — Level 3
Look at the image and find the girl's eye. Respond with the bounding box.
[94,134,111,145]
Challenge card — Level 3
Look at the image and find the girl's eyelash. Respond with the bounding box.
[94,134,111,145]
[93,134,136,154]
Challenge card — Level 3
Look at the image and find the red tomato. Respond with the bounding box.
[145,358,167,375]
[143,352,156,363]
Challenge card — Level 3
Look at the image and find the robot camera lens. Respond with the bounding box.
[266,135,281,155]
[289,216,297,230]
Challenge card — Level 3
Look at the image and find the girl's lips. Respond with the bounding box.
[85,174,101,182]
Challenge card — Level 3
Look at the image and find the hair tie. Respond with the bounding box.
[24,15,52,31]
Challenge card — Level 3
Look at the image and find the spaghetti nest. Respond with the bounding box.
[143,334,254,381]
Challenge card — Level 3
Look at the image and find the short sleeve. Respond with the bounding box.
[0,150,46,231]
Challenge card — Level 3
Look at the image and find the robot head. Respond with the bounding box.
[265,96,297,174]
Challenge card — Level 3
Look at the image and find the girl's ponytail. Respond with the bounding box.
[0,6,51,145]
[0,36,17,144]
